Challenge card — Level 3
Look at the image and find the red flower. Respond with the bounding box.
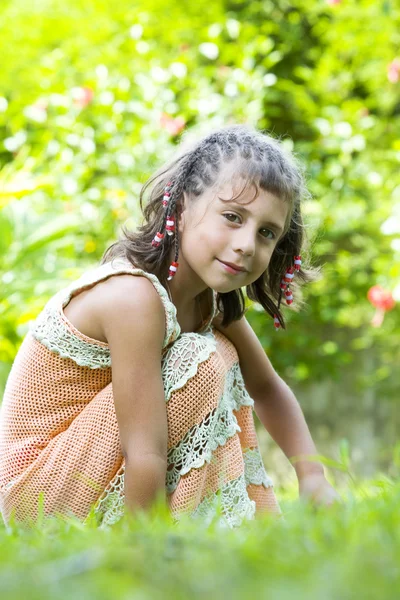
[367,285,395,311]
[160,113,186,136]
[367,285,395,327]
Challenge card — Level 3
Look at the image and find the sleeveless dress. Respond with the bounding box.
[0,257,282,529]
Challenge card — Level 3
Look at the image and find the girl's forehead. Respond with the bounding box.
[210,175,261,203]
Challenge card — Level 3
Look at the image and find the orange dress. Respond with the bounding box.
[0,257,281,528]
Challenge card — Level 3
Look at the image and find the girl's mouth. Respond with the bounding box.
[217,259,246,275]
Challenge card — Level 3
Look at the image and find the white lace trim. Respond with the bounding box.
[91,361,272,528]
[91,468,125,528]
[30,258,181,368]
[190,473,256,529]
[161,331,217,401]
[30,293,112,369]
[243,447,274,488]
[165,361,253,494]
[92,447,274,529]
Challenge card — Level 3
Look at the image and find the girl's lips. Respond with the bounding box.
[217,259,246,275]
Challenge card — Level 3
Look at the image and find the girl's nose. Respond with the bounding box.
[233,230,256,256]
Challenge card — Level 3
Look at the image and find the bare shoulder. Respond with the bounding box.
[94,274,166,347]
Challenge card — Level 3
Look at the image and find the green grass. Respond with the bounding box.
[1,477,399,599]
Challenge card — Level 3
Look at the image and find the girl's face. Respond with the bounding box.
[177,173,290,294]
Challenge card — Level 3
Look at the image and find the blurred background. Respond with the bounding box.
[0,0,399,490]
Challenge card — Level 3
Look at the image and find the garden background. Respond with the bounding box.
[0,0,399,596]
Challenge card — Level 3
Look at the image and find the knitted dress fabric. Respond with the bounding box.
[0,257,281,528]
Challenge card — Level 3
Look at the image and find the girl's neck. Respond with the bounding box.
[164,250,209,311]
[165,281,211,334]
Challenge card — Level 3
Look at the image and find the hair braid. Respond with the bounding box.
[101,124,320,329]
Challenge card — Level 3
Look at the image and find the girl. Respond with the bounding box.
[0,124,340,529]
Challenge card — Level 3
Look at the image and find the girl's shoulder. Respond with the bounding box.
[30,258,181,366]
[63,271,159,344]
[72,258,180,345]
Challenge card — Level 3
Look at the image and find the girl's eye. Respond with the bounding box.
[222,213,275,240]
[223,213,241,224]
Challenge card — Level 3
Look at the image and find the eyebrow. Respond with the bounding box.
[221,199,285,235]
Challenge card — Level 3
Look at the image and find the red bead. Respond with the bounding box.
[284,266,295,283]
[273,315,281,329]
[285,289,293,305]
[167,261,179,280]
[151,231,164,248]
[165,215,175,236]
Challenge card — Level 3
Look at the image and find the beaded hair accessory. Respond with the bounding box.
[151,181,179,281]
[273,255,301,330]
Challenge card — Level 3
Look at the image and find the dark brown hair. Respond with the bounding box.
[101,124,320,329]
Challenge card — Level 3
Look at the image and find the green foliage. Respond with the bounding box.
[1,3,399,585]
[0,1,399,396]
[0,475,399,599]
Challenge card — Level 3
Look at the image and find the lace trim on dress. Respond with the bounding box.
[161,331,217,401]
[91,361,273,528]
[190,473,256,529]
[165,362,254,494]
[30,292,113,369]
[93,468,263,531]
[243,447,274,488]
[91,467,125,528]
[92,446,274,529]
[30,259,181,368]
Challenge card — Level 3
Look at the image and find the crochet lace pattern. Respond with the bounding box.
[30,258,182,366]
[0,258,281,528]
[92,353,275,529]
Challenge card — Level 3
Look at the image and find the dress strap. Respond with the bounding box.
[94,257,181,348]
[30,258,181,369]
[198,289,218,333]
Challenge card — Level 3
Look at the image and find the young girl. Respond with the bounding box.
[0,124,340,529]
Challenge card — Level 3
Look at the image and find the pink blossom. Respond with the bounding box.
[326,0,341,5]
[387,58,400,84]
[160,113,186,136]
[367,285,395,311]
[367,285,395,327]
[72,86,94,108]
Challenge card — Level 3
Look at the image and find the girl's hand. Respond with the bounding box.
[298,473,342,508]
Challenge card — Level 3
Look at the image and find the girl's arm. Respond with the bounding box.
[212,314,341,505]
[99,275,169,516]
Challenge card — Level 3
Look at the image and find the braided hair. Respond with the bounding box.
[101,124,320,329]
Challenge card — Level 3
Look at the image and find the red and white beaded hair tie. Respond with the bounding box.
[151,181,179,280]
[167,261,179,281]
[162,181,172,207]
[151,231,165,248]
[165,215,176,236]
[274,255,301,330]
